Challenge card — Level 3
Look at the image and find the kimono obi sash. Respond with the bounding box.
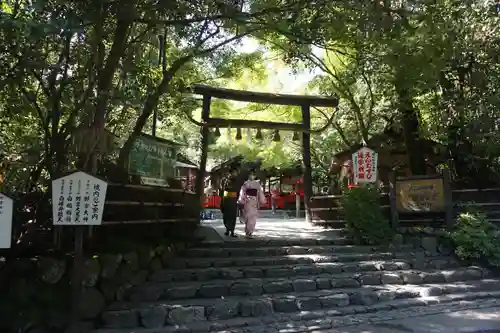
[245,188,258,197]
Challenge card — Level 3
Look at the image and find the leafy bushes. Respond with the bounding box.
[340,186,393,245]
[449,207,500,266]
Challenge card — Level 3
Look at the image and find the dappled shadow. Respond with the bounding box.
[201,218,344,240]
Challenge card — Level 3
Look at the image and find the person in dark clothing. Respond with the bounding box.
[221,165,241,237]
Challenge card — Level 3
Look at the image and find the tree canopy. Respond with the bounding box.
[2,0,500,191]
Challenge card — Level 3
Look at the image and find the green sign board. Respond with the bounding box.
[127,134,178,186]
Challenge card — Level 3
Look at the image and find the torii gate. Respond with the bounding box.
[191,85,339,222]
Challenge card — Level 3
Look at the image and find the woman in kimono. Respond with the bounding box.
[238,169,266,238]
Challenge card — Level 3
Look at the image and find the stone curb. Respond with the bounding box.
[127,266,487,302]
[149,258,459,283]
[101,279,500,330]
[92,292,500,333]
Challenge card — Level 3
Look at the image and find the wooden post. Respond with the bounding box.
[295,183,301,218]
[195,95,212,212]
[388,171,399,230]
[301,104,313,223]
[442,167,454,228]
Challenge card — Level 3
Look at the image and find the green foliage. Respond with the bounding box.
[340,186,393,245]
[449,209,500,267]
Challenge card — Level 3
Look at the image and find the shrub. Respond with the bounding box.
[449,208,500,266]
[340,185,393,245]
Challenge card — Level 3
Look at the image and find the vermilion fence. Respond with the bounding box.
[203,194,303,209]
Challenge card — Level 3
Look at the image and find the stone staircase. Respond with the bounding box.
[94,237,500,333]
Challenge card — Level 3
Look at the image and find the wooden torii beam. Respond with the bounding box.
[191,84,339,223]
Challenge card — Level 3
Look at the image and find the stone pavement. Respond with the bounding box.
[199,217,345,241]
[310,305,500,332]
[91,218,500,333]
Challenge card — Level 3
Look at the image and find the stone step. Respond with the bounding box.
[98,280,500,331]
[127,266,487,302]
[166,252,409,269]
[195,237,350,249]
[182,244,414,259]
[149,258,460,283]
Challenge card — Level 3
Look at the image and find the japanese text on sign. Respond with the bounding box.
[352,147,378,184]
[0,193,13,248]
[396,178,445,213]
[52,172,107,226]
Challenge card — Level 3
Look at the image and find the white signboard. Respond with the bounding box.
[352,147,378,184]
[0,193,13,249]
[52,172,108,226]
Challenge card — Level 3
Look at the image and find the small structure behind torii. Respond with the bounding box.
[191,84,339,222]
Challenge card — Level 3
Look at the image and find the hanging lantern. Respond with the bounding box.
[273,129,281,142]
[236,127,242,140]
[207,131,215,145]
[214,127,221,137]
[292,131,299,141]
[255,128,263,140]
[227,126,232,141]
[246,128,252,144]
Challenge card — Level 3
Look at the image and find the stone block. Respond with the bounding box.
[240,299,273,317]
[319,293,349,308]
[401,272,423,284]
[350,291,378,306]
[321,263,343,274]
[140,305,167,328]
[38,257,66,284]
[316,277,332,290]
[273,297,298,313]
[292,279,317,292]
[129,286,161,302]
[149,270,174,282]
[164,286,198,299]
[421,236,438,254]
[296,297,321,311]
[358,262,378,271]
[376,290,397,302]
[293,265,320,275]
[199,283,230,297]
[360,274,382,285]
[149,258,163,272]
[381,273,403,285]
[263,281,293,293]
[266,268,292,278]
[123,251,139,270]
[230,281,263,296]
[220,268,244,279]
[100,254,122,279]
[331,278,360,288]
[342,263,360,272]
[207,300,240,320]
[242,267,264,278]
[168,306,206,325]
[102,310,138,328]
[287,247,309,255]
[421,272,445,283]
[79,288,105,319]
[196,268,219,281]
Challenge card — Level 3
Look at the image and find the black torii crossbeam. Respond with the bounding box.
[191,84,339,223]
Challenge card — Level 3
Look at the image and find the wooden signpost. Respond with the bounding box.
[0,193,13,249]
[52,171,108,226]
[52,171,108,332]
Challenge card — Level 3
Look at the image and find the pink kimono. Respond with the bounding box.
[238,179,266,236]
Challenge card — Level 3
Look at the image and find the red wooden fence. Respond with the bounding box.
[202,193,303,209]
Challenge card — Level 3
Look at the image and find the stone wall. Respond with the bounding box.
[0,240,191,333]
[394,226,454,259]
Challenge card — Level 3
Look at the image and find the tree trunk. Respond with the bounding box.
[394,80,427,175]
